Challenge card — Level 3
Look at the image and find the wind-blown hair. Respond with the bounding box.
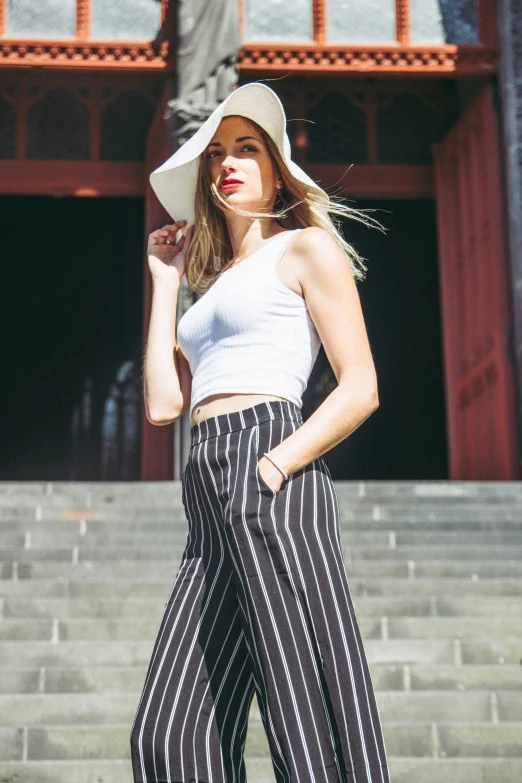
[183,116,383,294]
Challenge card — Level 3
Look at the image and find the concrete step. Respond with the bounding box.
[1,479,521,779]
[2,663,522,696]
[9,528,522,549]
[26,506,516,525]
[1,721,521,762]
[2,478,522,500]
[4,513,522,537]
[4,504,512,520]
[2,576,522,600]
[3,593,521,619]
[0,637,520,669]
[3,544,522,565]
[1,756,521,783]
[0,690,519,726]
[1,615,520,643]
[4,558,522,580]
[1,477,521,498]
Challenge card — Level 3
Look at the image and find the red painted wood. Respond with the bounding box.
[304,164,434,198]
[433,82,519,479]
[395,0,410,45]
[0,161,145,195]
[140,79,176,481]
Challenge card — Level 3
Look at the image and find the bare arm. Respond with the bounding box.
[144,276,183,424]
[259,226,379,483]
[143,221,194,425]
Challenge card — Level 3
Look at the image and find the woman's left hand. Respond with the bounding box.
[257,456,284,494]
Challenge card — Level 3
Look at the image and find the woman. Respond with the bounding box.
[130,82,390,783]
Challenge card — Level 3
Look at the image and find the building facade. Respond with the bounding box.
[1,0,520,482]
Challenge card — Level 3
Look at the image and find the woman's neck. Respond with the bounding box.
[226,217,284,263]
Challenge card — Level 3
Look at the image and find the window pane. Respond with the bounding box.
[101,91,155,161]
[0,100,16,158]
[410,0,479,44]
[378,93,443,164]
[28,88,89,160]
[91,0,162,40]
[327,0,396,43]
[244,0,313,41]
[6,0,75,36]
[307,93,367,164]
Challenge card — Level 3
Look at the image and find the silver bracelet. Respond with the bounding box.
[263,452,288,479]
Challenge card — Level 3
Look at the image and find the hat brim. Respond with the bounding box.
[149,82,329,228]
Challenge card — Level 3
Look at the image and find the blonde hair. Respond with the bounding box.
[184,116,383,294]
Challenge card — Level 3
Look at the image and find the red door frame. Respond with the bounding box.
[433,82,519,479]
[140,77,176,480]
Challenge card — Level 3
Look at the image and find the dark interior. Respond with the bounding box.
[302,198,448,480]
[1,195,144,480]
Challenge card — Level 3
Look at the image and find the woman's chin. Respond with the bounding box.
[221,194,270,215]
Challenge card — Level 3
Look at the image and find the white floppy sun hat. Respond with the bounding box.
[149,81,329,228]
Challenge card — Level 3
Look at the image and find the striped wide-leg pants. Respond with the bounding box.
[130,400,390,783]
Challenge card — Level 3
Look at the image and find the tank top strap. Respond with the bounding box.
[265,228,302,270]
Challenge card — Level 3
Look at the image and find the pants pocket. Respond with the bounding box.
[253,423,291,498]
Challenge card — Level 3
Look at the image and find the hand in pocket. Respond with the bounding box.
[257,455,284,494]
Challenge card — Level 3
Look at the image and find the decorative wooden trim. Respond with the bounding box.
[313,0,326,45]
[239,43,498,74]
[0,39,169,69]
[395,0,410,45]
[0,40,496,75]
[0,70,162,165]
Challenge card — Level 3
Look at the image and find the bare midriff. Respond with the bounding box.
[190,392,291,427]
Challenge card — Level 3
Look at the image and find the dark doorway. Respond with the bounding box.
[1,195,144,480]
[302,198,448,480]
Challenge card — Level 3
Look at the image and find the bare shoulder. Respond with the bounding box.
[292,226,339,257]
[290,226,353,288]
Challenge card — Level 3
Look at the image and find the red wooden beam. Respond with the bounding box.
[396,0,410,45]
[479,0,498,48]
[0,160,146,195]
[76,0,89,39]
[302,163,434,198]
[313,0,326,45]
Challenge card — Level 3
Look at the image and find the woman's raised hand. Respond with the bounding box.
[147,220,195,284]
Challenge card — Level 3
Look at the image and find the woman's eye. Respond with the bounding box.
[207,145,257,159]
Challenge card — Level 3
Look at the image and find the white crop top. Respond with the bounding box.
[176,228,322,418]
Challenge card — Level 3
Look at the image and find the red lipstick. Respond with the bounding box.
[220,178,243,190]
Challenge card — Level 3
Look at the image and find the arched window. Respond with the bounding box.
[28,88,89,160]
[307,93,367,164]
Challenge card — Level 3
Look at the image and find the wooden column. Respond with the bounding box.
[433,83,519,478]
[141,77,177,480]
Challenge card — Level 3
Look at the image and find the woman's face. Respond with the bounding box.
[205,115,280,214]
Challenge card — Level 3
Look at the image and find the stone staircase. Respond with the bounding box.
[1,479,522,783]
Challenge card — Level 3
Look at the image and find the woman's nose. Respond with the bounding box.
[221,155,237,171]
